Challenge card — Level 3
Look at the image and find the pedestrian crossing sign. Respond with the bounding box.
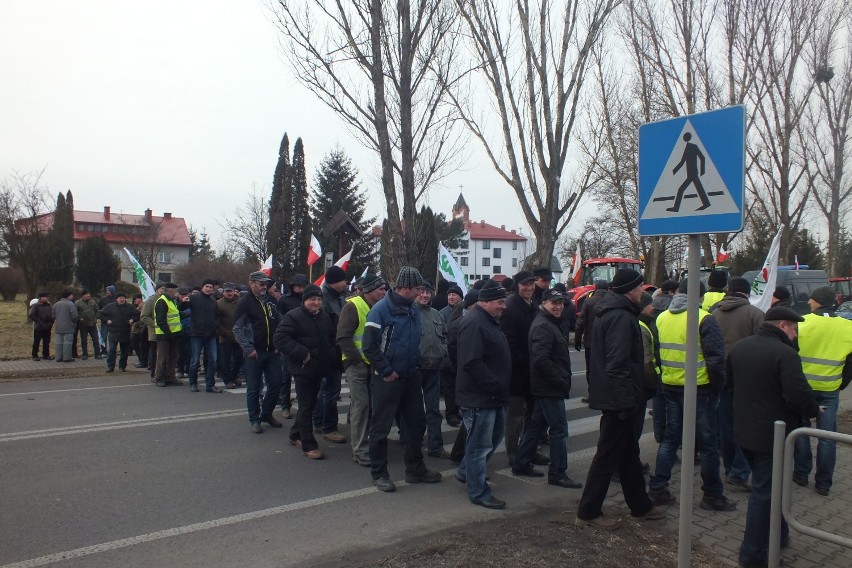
[638,106,745,236]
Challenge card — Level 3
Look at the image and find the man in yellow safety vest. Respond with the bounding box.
[154,282,184,387]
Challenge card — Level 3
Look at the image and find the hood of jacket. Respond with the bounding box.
[714,295,751,312]
[668,293,689,313]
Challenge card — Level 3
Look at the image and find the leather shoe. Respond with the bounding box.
[189,384,199,392]
[405,470,442,484]
[427,449,451,459]
[446,414,461,428]
[224,382,237,389]
[576,515,621,530]
[512,465,544,478]
[548,476,582,489]
[304,449,324,459]
[205,386,223,393]
[251,422,263,434]
[352,454,371,467]
[261,414,283,428]
[374,477,396,492]
[289,439,302,448]
[472,496,505,510]
[532,452,551,465]
[232,379,242,387]
[323,431,346,443]
[634,505,667,520]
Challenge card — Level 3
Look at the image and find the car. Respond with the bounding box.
[836,301,852,320]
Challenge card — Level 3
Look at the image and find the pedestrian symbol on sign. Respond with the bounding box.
[667,132,712,212]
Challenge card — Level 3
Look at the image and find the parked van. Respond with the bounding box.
[741,268,829,314]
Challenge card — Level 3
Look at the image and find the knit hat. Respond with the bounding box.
[361,273,385,293]
[396,266,424,289]
[660,279,679,293]
[677,278,706,296]
[478,279,507,301]
[610,269,644,294]
[639,292,654,310]
[249,271,272,283]
[707,269,728,289]
[764,306,804,322]
[463,290,480,308]
[810,286,837,308]
[532,266,553,281]
[727,277,751,297]
[38,291,49,298]
[422,279,435,292]
[115,292,127,299]
[325,266,347,285]
[542,289,566,302]
[513,271,535,285]
[553,283,567,293]
[61,289,74,299]
[289,273,309,287]
[447,285,463,299]
[501,278,514,291]
[773,286,791,301]
[302,284,322,301]
[105,285,116,294]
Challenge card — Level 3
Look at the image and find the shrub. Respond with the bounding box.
[0,267,24,301]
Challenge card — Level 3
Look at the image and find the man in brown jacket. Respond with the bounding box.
[217,282,243,389]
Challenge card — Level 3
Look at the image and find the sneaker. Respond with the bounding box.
[581,397,589,404]
[649,487,676,506]
[323,431,346,443]
[726,477,752,492]
[205,386,223,393]
[700,494,737,512]
[792,474,808,487]
[634,505,667,520]
[224,383,237,389]
[815,485,829,496]
[374,477,396,492]
[352,454,371,467]
[32,357,40,361]
[405,470,442,484]
[189,385,199,392]
[575,515,621,530]
[251,422,263,434]
[105,368,114,373]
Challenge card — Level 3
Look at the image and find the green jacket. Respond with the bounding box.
[75,298,99,327]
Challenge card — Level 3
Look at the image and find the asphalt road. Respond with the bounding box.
[0,351,656,568]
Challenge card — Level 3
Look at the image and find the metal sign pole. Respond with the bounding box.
[678,234,701,567]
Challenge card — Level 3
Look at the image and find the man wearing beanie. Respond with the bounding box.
[337,273,387,466]
[531,266,553,307]
[728,306,819,567]
[702,269,728,310]
[440,285,464,323]
[650,278,734,512]
[456,279,511,508]
[651,279,679,317]
[771,286,791,307]
[792,285,852,496]
[277,274,309,418]
[577,269,663,528]
[316,265,350,443]
[711,277,764,491]
[362,266,441,491]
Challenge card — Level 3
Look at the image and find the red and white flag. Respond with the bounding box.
[570,243,582,286]
[259,254,273,277]
[716,245,729,264]
[794,255,800,271]
[314,248,354,286]
[307,234,322,266]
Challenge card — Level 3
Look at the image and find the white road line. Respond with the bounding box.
[0,410,245,443]
[0,384,150,397]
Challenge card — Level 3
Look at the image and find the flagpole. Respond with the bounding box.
[309,263,313,282]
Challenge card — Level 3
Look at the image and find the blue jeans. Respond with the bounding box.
[219,343,243,386]
[189,336,218,389]
[106,340,129,370]
[421,368,444,453]
[652,387,666,442]
[244,350,283,424]
[312,370,342,433]
[793,389,839,491]
[739,450,788,566]
[719,390,751,482]
[650,389,724,497]
[457,407,506,502]
[515,398,568,480]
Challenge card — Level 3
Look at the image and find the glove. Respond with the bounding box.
[574,341,582,352]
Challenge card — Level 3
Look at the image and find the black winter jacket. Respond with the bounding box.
[727,324,819,453]
[528,308,572,398]
[277,292,302,316]
[232,293,279,355]
[98,302,140,342]
[575,289,608,349]
[273,305,339,379]
[186,293,219,337]
[456,305,511,408]
[586,292,645,412]
[500,293,536,396]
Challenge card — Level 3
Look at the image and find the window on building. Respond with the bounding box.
[157,251,172,264]
[493,266,501,274]
[482,258,490,267]
[482,240,491,249]
[493,248,501,258]
[460,257,468,266]
[512,258,517,268]
[459,239,469,249]
[158,273,172,283]
[513,241,518,250]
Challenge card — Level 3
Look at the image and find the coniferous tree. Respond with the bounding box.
[290,138,312,276]
[41,190,75,284]
[310,147,376,274]
[75,236,120,292]
[188,226,214,262]
[266,133,292,280]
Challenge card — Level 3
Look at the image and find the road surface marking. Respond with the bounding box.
[0,384,149,397]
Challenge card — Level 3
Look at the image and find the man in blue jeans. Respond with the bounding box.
[185,279,222,393]
[233,271,283,434]
[455,279,511,509]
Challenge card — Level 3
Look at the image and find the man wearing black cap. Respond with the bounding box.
[217,283,243,389]
[277,274,309,417]
[154,283,184,387]
[362,266,441,492]
[712,277,764,491]
[337,273,387,466]
[315,265,349,443]
[792,286,852,496]
[439,285,463,323]
[186,279,222,393]
[531,266,553,306]
[140,282,166,377]
[577,268,664,528]
[233,271,283,433]
[650,278,733,512]
[456,279,511,508]
[771,286,791,307]
[99,292,139,372]
[29,292,54,361]
[702,269,728,310]
[728,306,819,567]
[651,279,679,317]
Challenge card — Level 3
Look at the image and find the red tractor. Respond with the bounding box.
[567,257,648,311]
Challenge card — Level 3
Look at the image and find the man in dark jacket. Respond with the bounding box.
[233,271,282,433]
[316,266,349,443]
[98,285,116,346]
[99,292,140,372]
[531,266,552,307]
[577,269,663,529]
[274,284,338,460]
[75,289,102,360]
[416,280,449,458]
[727,307,819,568]
[574,279,609,367]
[362,267,441,492]
[217,283,243,389]
[185,279,222,393]
[513,289,582,489]
[456,279,511,509]
[277,273,308,417]
[29,292,54,360]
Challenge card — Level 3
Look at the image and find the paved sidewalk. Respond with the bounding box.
[0,356,108,372]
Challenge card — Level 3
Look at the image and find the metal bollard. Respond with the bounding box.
[768,420,785,568]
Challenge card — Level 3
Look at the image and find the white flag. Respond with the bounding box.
[570,243,582,286]
[123,248,156,300]
[438,243,469,295]
[749,229,782,313]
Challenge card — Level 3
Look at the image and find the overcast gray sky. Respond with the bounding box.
[0,0,542,253]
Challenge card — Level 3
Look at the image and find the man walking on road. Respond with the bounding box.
[576,268,664,529]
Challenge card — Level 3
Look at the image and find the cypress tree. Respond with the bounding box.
[40,191,75,284]
[266,133,292,280]
[290,138,312,276]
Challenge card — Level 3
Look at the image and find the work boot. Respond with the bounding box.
[699,494,737,512]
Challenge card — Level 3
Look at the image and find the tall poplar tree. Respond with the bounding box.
[41,190,75,284]
[266,133,292,279]
[289,138,312,277]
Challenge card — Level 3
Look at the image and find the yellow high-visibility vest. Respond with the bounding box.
[702,291,725,311]
[798,313,852,392]
[154,295,182,335]
[341,295,370,364]
[656,309,710,386]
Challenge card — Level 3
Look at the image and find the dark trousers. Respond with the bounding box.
[219,343,243,385]
[155,336,180,383]
[148,341,158,376]
[131,333,149,366]
[290,375,321,451]
[32,329,51,358]
[577,408,653,520]
[368,371,428,480]
[244,350,282,424]
[75,325,101,358]
[107,340,130,371]
[441,368,458,418]
[279,356,292,409]
[739,450,787,565]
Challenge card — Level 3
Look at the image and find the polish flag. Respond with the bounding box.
[314,249,354,286]
[716,245,730,264]
[307,234,322,266]
[570,243,582,286]
[795,255,800,271]
[259,255,273,277]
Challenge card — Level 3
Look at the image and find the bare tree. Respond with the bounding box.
[270,0,464,278]
[0,168,52,296]
[451,0,621,268]
[218,183,270,265]
[120,214,183,280]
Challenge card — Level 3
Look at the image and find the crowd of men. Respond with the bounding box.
[26,263,851,566]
